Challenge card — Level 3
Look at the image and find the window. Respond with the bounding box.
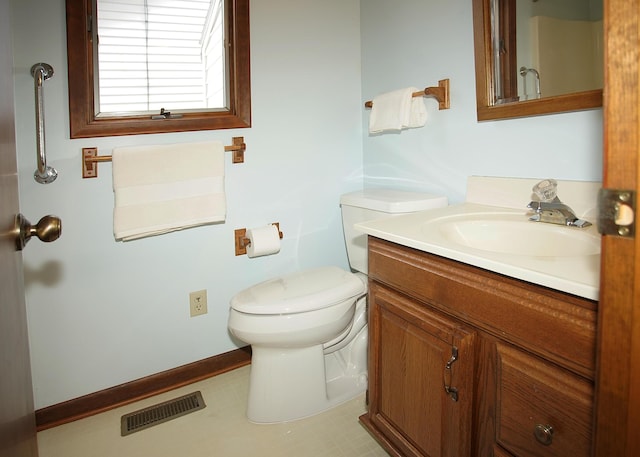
[65,0,250,138]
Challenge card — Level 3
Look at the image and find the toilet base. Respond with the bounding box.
[246,339,367,424]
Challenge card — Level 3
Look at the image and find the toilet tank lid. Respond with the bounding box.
[340,188,447,213]
[230,266,366,314]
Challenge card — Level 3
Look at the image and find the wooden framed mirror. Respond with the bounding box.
[472,0,603,121]
[66,0,251,138]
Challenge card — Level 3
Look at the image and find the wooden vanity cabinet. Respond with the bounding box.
[360,282,477,457]
[359,237,597,457]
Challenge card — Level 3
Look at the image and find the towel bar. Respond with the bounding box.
[364,79,450,110]
[82,136,247,178]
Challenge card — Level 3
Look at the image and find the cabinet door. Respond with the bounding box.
[368,282,476,457]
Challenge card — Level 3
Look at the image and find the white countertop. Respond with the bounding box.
[355,202,601,301]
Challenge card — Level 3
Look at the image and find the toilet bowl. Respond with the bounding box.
[228,266,367,423]
[228,189,448,423]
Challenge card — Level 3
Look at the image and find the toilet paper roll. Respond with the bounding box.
[246,224,281,258]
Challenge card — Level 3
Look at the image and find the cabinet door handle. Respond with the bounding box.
[533,424,554,445]
[443,346,459,401]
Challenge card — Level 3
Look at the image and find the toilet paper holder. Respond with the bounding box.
[234,223,283,256]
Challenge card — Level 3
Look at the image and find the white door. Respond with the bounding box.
[0,0,57,455]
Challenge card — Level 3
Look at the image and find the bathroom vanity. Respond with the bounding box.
[356,178,600,457]
[359,237,596,457]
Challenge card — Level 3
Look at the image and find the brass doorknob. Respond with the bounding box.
[14,213,62,251]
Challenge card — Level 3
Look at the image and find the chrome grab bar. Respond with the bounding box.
[31,63,57,184]
[519,66,542,100]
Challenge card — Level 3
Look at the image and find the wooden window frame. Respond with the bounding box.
[65,0,251,138]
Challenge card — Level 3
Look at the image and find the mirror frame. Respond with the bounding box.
[472,0,602,121]
[65,0,251,138]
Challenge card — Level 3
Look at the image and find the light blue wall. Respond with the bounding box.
[12,0,363,409]
[12,0,602,410]
[360,0,602,203]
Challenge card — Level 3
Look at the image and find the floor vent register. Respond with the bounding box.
[121,391,206,436]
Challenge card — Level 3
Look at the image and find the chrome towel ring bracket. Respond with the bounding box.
[31,62,58,184]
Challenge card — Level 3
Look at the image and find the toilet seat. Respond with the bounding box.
[230,266,365,315]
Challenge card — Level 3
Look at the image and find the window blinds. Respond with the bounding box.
[96,0,223,114]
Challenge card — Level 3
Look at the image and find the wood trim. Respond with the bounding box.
[497,0,517,101]
[471,0,603,121]
[65,0,251,138]
[594,0,640,454]
[35,347,251,431]
[359,414,404,457]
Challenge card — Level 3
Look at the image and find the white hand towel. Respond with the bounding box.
[368,87,427,134]
[407,89,427,128]
[112,141,226,241]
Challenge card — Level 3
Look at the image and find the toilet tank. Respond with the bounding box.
[340,189,447,274]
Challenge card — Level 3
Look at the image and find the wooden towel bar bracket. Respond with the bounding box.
[81,136,246,179]
[364,79,450,110]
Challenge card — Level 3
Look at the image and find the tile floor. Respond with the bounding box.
[37,365,389,457]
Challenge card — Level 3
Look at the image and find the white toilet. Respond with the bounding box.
[228,189,447,423]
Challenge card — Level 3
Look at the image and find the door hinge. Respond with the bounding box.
[597,189,635,238]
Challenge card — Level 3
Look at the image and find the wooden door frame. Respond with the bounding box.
[594,0,640,455]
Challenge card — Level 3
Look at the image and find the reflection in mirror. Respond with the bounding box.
[66,0,250,138]
[494,0,603,103]
[473,0,603,121]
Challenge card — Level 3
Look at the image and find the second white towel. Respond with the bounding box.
[113,141,226,241]
[368,86,427,134]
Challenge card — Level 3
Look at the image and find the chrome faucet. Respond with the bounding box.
[527,179,592,228]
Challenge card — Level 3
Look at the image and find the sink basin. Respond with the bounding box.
[434,215,600,257]
[355,197,601,300]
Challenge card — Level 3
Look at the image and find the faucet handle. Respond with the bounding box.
[532,179,558,202]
